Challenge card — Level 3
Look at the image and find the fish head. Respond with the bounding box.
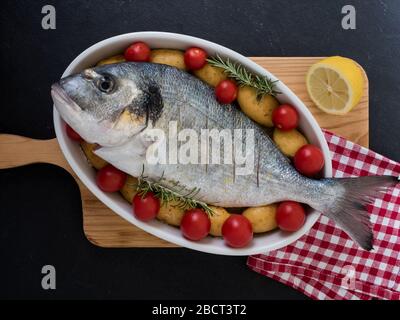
[51,63,163,146]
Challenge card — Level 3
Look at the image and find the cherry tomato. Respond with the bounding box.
[222,214,253,248]
[65,124,82,142]
[276,201,306,232]
[272,104,299,130]
[180,209,211,241]
[96,164,127,192]
[215,80,238,104]
[133,192,160,221]
[294,144,325,177]
[124,42,151,62]
[184,47,207,70]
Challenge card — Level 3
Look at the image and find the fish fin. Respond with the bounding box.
[94,128,166,177]
[321,175,398,251]
[94,134,149,177]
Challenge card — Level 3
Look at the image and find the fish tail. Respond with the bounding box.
[315,175,398,251]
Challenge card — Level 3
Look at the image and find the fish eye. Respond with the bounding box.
[97,75,115,93]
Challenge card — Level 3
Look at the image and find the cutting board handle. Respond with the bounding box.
[0,134,70,171]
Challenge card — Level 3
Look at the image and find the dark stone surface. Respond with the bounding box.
[1,0,399,299]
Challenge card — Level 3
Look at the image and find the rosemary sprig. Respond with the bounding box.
[132,170,215,216]
[206,54,281,98]
[207,54,254,87]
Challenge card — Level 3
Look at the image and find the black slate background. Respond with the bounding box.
[0,0,399,299]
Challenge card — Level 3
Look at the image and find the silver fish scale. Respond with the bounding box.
[137,63,332,207]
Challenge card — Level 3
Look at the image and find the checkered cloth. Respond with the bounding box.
[247,130,400,300]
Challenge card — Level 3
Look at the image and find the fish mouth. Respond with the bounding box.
[51,83,81,112]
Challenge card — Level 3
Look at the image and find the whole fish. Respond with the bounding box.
[51,62,398,250]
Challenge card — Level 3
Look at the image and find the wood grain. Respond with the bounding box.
[251,57,369,147]
[0,57,369,248]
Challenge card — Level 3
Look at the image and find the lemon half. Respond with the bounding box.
[306,56,364,115]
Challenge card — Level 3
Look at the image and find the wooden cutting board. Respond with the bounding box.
[0,57,369,248]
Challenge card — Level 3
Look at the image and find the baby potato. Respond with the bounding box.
[97,54,125,66]
[157,201,185,227]
[237,86,280,127]
[80,141,108,170]
[150,49,186,70]
[209,206,230,236]
[120,175,138,203]
[243,205,278,233]
[273,128,308,157]
[193,63,227,87]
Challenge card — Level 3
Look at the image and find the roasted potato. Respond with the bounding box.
[97,54,125,66]
[80,141,108,170]
[157,201,185,226]
[150,49,186,70]
[120,175,138,203]
[237,86,279,127]
[273,128,308,157]
[209,206,230,236]
[193,63,227,87]
[243,205,278,233]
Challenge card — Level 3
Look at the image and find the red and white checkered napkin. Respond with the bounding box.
[247,130,400,300]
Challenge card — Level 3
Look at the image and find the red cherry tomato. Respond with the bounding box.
[96,164,127,192]
[276,201,306,232]
[294,144,325,177]
[215,80,238,104]
[124,42,151,62]
[272,104,299,130]
[65,124,82,142]
[180,209,211,241]
[222,214,253,248]
[184,47,207,70]
[133,192,160,221]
